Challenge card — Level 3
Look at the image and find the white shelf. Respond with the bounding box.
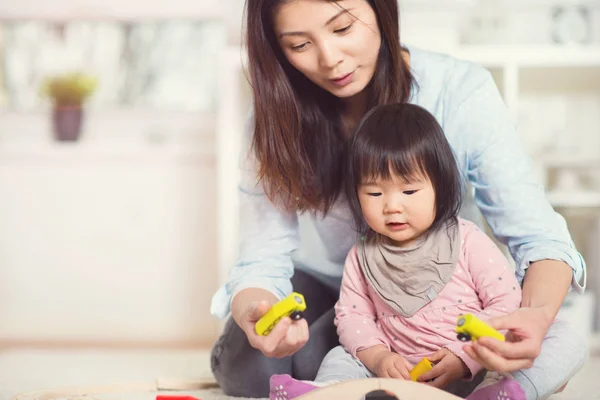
[400,0,477,11]
[540,155,600,169]
[0,145,214,166]
[0,0,226,20]
[455,45,600,68]
[547,191,600,208]
[0,109,216,165]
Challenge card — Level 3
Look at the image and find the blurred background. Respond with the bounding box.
[0,0,599,392]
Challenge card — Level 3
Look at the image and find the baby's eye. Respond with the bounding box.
[367,192,382,197]
[403,190,417,195]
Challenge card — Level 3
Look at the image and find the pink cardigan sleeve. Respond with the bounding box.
[335,245,391,358]
[446,224,522,377]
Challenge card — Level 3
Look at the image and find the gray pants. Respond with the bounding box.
[314,346,484,398]
[210,270,340,398]
[314,318,588,400]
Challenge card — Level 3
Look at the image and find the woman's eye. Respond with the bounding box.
[334,24,353,34]
[403,190,417,195]
[367,192,382,197]
[292,43,309,52]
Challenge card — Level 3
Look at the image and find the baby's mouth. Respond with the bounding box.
[386,222,408,230]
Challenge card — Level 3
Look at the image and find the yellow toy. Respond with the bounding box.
[456,314,505,342]
[409,357,434,382]
[255,292,307,336]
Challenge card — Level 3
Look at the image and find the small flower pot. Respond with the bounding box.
[52,106,83,142]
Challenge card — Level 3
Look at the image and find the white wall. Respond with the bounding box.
[0,0,226,346]
[0,111,220,346]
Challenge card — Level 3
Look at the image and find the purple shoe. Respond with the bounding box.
[467,378,526,400]
[269,374,320,400]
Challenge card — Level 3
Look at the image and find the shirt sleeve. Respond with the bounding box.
[210,110,300,319]
[446,222,523,378]
[335,245,391,358]
[444,64,586,292]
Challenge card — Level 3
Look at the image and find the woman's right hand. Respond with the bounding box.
[232,289,310,358]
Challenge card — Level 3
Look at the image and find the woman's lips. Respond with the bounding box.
[330,71,354,86]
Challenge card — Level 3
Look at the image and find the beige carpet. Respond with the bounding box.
[1,344,599,400]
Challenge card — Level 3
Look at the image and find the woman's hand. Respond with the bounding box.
[463,307,552,372]
[418,348,469,389]
[239,299,310,358]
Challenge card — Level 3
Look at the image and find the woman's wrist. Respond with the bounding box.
[521,259,573,324]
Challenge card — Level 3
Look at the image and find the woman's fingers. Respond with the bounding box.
[294,318,310,345]
[252,317,292,357]
[466,341,534,372]
[246,300,272,322]
[477,336,540,360]
[243,300,309,358]
[265,317,294,355]
[282,322,299,348]
[280,319,309,349]
[267,318,310,358]
[486,313,518,331]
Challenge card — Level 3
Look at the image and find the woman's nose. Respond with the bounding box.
[318,41,343,69]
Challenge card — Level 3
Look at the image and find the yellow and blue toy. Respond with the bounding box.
[456,313,505,342]
[409,357,434,382]
[255,292,307,336]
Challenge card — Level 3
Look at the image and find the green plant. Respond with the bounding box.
[42,72,98,107]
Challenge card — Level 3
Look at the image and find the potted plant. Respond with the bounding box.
[42,72,97,142]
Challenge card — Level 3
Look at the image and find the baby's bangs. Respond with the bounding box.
[355,143,429,184]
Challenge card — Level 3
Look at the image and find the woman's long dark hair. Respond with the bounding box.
[246,0,414,213]
[345,104,463,234]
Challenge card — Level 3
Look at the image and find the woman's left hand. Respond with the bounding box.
[463,307,552,372]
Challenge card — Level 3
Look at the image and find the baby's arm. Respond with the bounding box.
[446,224,522,377]
[335,245,392,364]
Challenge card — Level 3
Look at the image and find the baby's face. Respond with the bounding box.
[358,173,436,247]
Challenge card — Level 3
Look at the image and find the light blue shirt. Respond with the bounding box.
[211,45,586,319]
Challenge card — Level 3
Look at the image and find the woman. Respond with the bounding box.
[210,0,588,398]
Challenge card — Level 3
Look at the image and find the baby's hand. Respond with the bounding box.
[418,348,469,388]
[374,352,413,380]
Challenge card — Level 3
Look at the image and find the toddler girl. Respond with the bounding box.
[269,104,525,400]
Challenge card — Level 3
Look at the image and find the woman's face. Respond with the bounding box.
[273,0,381,99]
